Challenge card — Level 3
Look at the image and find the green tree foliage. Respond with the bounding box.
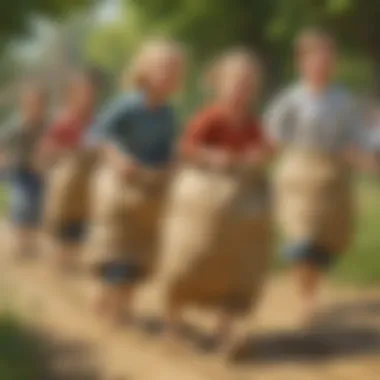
[128,0,380,92]
[0,0,94,49]
[86,7,147,74]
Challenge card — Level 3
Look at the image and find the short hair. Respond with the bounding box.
[70,65,108,90]
[19,79,48,102]
[124,38,186,89]
[204,47,263,93]
[295,27,336,56]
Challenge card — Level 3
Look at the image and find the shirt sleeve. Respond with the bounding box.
[264,89,295,145]
[42,119,70,149]
[161,107,177,161]
[179,108,217,158]
[342,95,365,149]
[85,96,131,153]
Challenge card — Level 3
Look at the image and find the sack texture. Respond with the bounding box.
[157,166,273,314]
[43,149,98,234]
[84,163,169,279]
[274,149,354,254]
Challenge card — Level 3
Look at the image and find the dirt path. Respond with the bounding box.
[1,233,380,379]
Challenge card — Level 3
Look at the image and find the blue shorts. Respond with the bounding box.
[285,240,335,270]
[10,168,44,228]
[97,261,145,286]
[55,221,87,244]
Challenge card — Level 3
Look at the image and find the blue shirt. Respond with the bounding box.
[87,91,176,167]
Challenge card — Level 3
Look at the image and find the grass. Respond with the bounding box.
[0,314,44,380]
[332,176,380,285]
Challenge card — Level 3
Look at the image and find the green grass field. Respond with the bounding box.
[332,176,380,285]
[0,314,44,380]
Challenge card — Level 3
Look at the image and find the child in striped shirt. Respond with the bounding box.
[265,28,374,326]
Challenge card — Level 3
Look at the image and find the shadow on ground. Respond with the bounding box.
[135,298,380,365]
[0,316,101,380]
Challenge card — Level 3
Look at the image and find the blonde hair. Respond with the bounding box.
[295,28,336,56]
[123,38,186,90]
[204,48,263,93]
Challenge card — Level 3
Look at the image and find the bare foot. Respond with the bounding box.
[219,336,252,362]
[159,323,192,357]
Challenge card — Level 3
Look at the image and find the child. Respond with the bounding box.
[265,28,370,326]
[180,49,270,168]
[86,39,186,322]
[40,66,106,270]
[159,49,272,357]
[41,66,105,161]
[0,81,49,259]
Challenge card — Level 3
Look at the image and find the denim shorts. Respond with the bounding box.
[97,261,145,286]
[55,221,87,244]
[285,240,335,270]
[10,168,44,228]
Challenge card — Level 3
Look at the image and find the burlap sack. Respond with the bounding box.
[43,148,98,234]
[83,163,169,278]
[157,166,273,314]
[274,149,354,253]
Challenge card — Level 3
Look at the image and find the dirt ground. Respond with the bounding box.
[1,230,380,380]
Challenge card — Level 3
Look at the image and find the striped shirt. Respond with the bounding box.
[264,83,363,152]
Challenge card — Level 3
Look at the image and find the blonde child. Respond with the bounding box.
[265,28,372,326]
[86,39,186,323]
[159,49,272,357]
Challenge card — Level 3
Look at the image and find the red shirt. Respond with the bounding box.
[43,112,93,151]
[180,105,268,158]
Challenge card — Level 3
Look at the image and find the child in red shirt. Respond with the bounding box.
[180,50,271,170]
[167,49,272,356]
[40,67,105,270]
[41,66,105,161]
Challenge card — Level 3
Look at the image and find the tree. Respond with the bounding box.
[0,0,94,50]
[129,0,380,95]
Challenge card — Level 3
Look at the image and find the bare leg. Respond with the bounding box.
[215,310,238,353]
[54,242,81,273]
[162,302,185,352]
[12,226,39,260]
[295,263,323,326]
[95,283,136,326]
[215,311,252,361]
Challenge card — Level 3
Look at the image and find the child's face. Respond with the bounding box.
[146,50,185,98]
[299,43,336,86]
[218,60,258,110]
[21,88,46,124]
[68,75,97,114]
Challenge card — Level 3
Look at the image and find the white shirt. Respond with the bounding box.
[264,83,364,152]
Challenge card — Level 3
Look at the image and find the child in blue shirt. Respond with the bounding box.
[87,39,186,322]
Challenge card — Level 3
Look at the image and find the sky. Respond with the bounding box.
[96,0,123,24]
[11,0,124,63]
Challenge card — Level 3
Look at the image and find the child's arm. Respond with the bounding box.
[35,120,75,171]
[263,89,295,152]
[179,109,234,170]
[91,96,141,177]
[240,121,275,169]
[340,96,380,174]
